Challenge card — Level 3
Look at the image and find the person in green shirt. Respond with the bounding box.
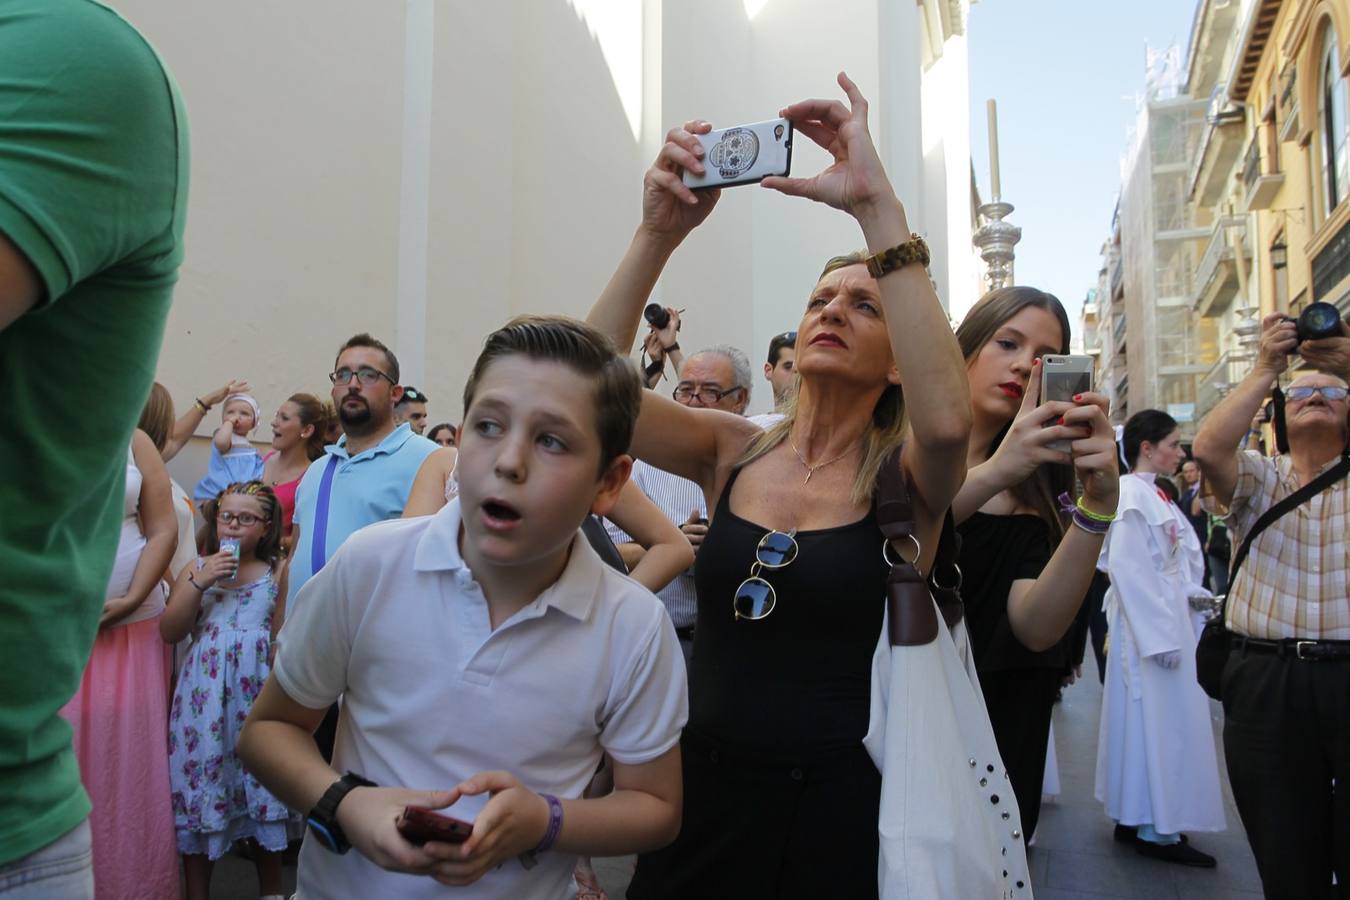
[0,2,189,895]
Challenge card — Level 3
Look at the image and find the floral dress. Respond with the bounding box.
[168,566,296,858]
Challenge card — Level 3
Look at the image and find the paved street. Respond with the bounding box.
[214,671,1261,898]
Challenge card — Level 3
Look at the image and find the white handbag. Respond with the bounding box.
[864,454,1033,898]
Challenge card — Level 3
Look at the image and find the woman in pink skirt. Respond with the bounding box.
[60,428,180,899]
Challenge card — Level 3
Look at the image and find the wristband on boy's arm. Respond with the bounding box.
[517,793,563,871]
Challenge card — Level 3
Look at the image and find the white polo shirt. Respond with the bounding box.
[274,499,688,900]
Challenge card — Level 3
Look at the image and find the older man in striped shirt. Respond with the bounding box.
[606,344,755,662]
[1194,311,1350,897]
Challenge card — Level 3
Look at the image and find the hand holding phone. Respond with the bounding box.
[682,119,793,190]
[1040,355,1094,454]
[396,806,474,846]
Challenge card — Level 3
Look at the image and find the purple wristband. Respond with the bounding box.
[533,793,563,853]
[1070,509,1111,535]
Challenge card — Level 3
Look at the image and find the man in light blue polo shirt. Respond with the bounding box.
[289,333,438,608]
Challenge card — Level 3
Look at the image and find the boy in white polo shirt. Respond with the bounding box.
[238,316,688,899]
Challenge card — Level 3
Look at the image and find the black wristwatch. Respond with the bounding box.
[307,772,375,854]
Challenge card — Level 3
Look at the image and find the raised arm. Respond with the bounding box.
[764,72,970,514]
[1193,313,1292,507]
[586,122,755,491]
[164,378,250,462]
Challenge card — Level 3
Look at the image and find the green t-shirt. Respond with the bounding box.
[0,0,189,865]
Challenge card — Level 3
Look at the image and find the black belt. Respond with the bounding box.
[675,625,695,642]
[1231,634,1350,661]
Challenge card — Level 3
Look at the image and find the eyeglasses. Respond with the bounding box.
[775,331,798,344]
[733,530,799,621]
[401,387,427,402]
[329,366,395,386]
[216,511,268,527]
[673,384,745,405]
[1286,386,1349,402]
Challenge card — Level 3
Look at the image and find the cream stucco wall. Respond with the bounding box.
[120,0,975,488]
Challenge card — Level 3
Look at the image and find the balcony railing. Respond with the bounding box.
[1194,217,1248,307]
[1241,138,1261,190]
[1196,350,1253,420]
[1278,61,1299,141]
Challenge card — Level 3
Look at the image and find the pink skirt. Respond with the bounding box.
[59,616,179,900]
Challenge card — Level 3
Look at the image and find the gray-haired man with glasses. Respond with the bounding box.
[607,342,754,662]
[1192,311,1350,896]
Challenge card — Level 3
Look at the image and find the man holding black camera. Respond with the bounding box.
[1192,310,1350,897]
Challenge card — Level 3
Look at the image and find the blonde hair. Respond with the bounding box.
[738,252,908,506]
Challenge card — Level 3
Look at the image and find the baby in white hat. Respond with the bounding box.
[193,392,265,503]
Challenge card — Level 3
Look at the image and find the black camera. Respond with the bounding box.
[1294,302,1344,342]
[644,303,675,331]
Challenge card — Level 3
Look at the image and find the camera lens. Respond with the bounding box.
[1296,302,1343,342]
[643,303,671,331]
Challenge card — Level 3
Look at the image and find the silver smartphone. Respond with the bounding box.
[1040,354,1094,454]
[681,118,793,190]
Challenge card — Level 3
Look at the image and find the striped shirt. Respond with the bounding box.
[604,460,704,630]
[1204,450,1350,640]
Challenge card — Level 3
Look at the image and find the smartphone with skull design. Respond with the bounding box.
[682,118,793,190]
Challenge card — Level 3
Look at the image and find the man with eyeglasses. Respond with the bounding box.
[605,344,754,662]
[288,333,437,612]
[1193,311,1350,896]
[393,385,430,435]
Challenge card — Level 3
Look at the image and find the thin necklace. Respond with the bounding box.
[788,438,859,484]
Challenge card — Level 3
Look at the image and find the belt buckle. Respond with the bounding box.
[1295,640,1317,660]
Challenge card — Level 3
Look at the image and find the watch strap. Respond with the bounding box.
[307,772,375,854]
[864,234,930,279]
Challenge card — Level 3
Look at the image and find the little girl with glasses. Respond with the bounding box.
[161,482,296,900]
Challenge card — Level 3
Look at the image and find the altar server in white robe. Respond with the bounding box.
[1095,410,1225,868]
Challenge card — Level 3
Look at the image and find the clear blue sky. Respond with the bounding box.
[968,0,1198,334]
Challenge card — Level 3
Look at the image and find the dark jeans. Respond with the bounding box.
[1221,647,1350,898]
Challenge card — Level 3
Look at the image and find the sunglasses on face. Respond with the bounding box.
[329,366,395,386]
[1286,386,1349,402]
[733,530,799,621]
[216,511,268,527]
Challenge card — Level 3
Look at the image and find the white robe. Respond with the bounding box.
[1093,473,1226,835]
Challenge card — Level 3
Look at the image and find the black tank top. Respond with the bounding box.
[689,466,889,757]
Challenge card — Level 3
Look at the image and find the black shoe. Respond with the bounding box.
[1113,823,1137,842]
[1133,837,1215,867]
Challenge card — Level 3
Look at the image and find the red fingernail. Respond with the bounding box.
[1073,394,1082,401]
[1058,416,1065,425]
[1033,359,1040,366]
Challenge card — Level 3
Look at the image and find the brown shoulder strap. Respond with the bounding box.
[876,445,965,645]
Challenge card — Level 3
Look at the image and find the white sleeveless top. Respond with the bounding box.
[106,443,166,625]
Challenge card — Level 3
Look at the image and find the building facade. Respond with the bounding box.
[1112,47,1218,438]
[1100,0,1350,434]
[111,0,981,491]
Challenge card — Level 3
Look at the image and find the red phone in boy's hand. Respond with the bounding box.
[396,806,474,845]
